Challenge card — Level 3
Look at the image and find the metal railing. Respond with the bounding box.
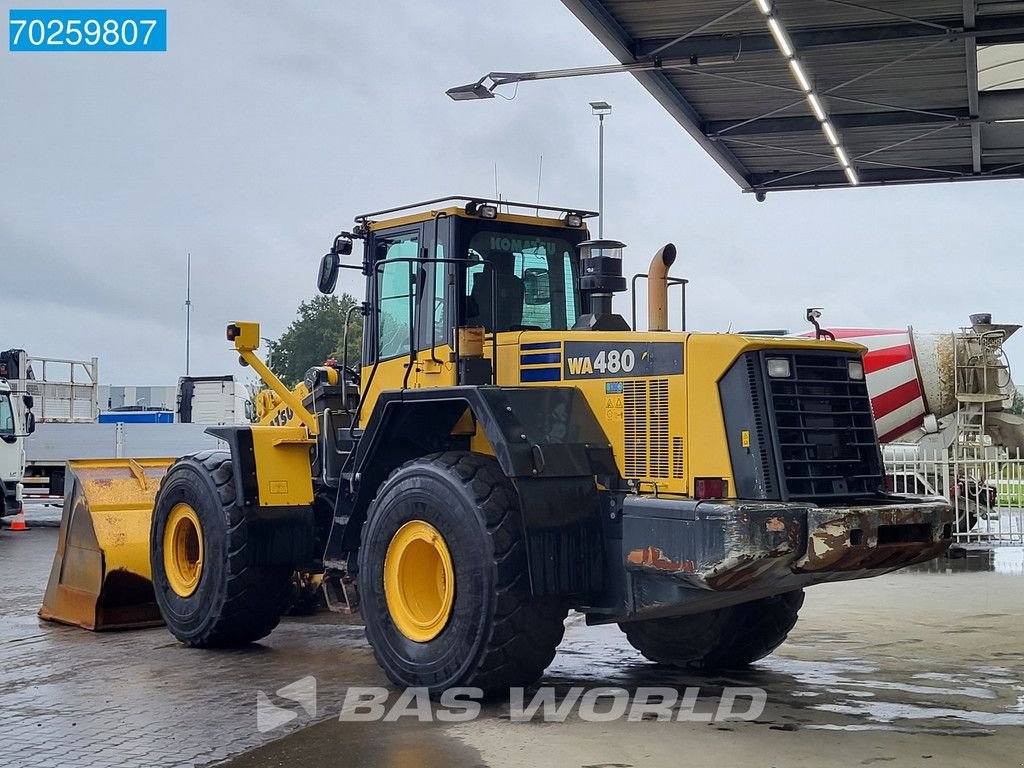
[885,444,1024,546]
[11,353,99,423]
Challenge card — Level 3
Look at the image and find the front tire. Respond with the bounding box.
[620,590,804,670]
[358,451,567,694]
[150,450,292,647]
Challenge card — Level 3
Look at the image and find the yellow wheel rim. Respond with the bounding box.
[383,520,455,642]
[164,503,204,597]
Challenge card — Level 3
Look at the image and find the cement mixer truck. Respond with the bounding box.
[807,315,1021,536]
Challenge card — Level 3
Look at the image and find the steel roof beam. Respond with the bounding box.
[561,0,754,189]
[965,0,983,173]
[705,108,971,136]
[635,14,1024,59]
[748,165,1022,188]
[979,87,1024,119]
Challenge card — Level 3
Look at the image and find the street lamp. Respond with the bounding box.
[590,101,612,238]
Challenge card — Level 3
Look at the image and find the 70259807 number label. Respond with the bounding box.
[9,9,166,52]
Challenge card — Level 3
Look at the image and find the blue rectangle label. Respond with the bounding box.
[520,367,561,383]
[520,352,561,366]
[9,9,167,52]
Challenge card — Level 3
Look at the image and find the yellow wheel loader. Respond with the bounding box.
[43,196,952,693]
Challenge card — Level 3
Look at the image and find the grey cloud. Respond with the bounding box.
[2,0,1021,385]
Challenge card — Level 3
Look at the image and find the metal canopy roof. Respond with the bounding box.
[561,0,1024,193]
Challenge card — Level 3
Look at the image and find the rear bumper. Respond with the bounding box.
[602,494,952,622]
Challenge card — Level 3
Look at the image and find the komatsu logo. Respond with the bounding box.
[488,236,558,256]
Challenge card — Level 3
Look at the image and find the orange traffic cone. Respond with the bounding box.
[8,507,28,531]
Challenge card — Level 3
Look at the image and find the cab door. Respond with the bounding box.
[412,217,458,390]
[359,227,422,425]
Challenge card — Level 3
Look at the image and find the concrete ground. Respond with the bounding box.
[2,508,1022,768]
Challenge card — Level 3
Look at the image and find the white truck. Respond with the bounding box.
[0,379,35,517]
[1,349,251,498]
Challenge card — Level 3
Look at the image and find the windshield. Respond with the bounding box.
[464,229,580,332]
[0,393,14,436]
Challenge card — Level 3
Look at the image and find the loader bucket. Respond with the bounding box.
[39,458,174,631]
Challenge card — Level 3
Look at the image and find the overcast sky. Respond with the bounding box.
[3,0,1022,387]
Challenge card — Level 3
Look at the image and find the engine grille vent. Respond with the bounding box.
[624,379,671,479]
[672,436,685,479]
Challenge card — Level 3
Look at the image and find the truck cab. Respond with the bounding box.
[0,380,34,517]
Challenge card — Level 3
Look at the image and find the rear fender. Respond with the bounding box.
[205,425,314,515]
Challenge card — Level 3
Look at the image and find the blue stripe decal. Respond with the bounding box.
[521,341,561,351]
[520,352,561,365]
[520,367,561,383]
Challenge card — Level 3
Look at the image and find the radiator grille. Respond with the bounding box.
[623,381,647,478]
[671,436,685,479]
[623,379,671,479]
[766,352,882,501]
[649,379,669,477]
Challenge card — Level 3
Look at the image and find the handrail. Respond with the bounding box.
[630,273,689,332]
[355,195,597,223]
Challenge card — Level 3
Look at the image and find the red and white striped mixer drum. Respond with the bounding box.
[799,328,963,443]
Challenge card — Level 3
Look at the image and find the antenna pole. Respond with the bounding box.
[598,113,605,238]
[185,252,192,376]
[535,154,543,215]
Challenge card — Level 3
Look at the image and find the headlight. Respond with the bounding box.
[766,358,791,378]
[848,359,865,380]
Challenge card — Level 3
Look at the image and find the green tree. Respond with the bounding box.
[267,294,363,386]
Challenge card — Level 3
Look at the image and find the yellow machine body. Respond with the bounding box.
[357,330,862,497]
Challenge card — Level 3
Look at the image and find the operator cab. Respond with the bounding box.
[321,197,597,387]
[364,198,591,364]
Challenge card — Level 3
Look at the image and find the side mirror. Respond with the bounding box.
[22,394,33,410]
[25,411,35,435]
[318,252,340,294]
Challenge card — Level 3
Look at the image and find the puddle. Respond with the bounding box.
[902,546,1024,575]
[812,700,1024,727]
[216,716,486,768]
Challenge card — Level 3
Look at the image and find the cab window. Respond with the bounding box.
[376,234,419,360]
[464,231,579,332]
[0,394,14,436]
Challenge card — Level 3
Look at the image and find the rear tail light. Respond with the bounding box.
[694,477,728,500]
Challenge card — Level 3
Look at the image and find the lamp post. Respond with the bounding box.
[589,101,611,237]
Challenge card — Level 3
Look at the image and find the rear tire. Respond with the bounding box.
[620,590,804,670]
[358,451,567,695]
[150,450,292,647]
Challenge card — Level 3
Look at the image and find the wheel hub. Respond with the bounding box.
[383,520,455,642]
[164,502,204,597]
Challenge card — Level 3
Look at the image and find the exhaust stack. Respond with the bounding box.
[648,243,677,332]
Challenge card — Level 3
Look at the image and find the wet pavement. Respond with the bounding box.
[2,520,1022,768]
